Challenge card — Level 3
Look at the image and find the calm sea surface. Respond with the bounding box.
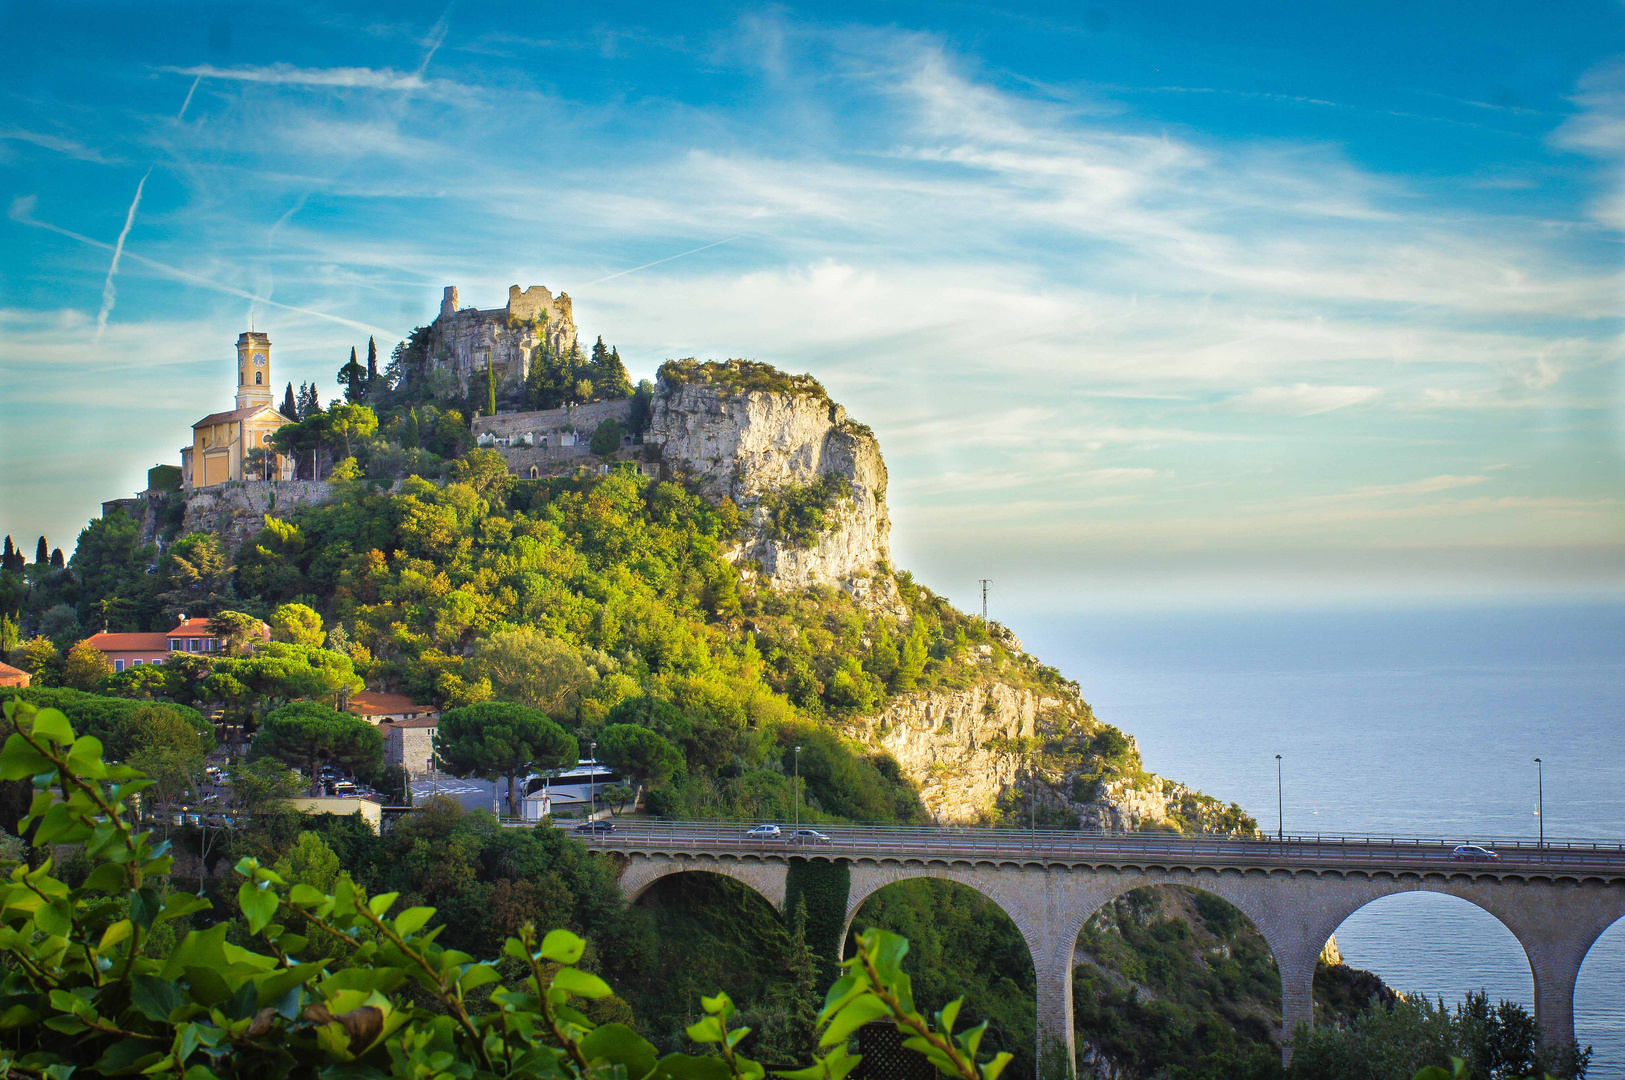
[1017,602,1625,1076]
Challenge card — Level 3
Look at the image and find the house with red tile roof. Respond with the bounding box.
[346,691,439,726]
[0,661,30,688]
[83,614,271,671]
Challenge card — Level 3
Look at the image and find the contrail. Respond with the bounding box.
[11,197,403,339]
[586,237,739,286]
[176,74,202,120]
[415,7,453,77]
[95,167,152,342]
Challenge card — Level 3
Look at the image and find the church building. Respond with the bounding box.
[181,331,294,488]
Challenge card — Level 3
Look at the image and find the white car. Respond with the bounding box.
[1450,844,1500,862]
[746,824,782,838]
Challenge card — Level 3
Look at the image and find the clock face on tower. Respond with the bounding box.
[253,354,267,367]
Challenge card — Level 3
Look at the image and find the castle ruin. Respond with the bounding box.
[427,284,579,395]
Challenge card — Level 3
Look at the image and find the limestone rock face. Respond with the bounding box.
[841,683,1042,822]
[647,383,894,605]
[846,679,1242,830]
[179,481,336,554]
[426,286,578,395]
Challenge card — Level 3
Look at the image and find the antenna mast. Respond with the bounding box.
[978,578,991,624]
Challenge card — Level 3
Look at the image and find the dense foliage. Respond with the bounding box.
[0,697,1014,1080]
[656,360,829,405]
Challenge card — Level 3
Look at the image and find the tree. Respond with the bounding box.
[34,537,47,565]
[244,446,276,481]
[339,346,367,403]
[12,637,59,684]
[449,448,511,499]
[126,707,210,838]
[282,381,299,419]
[589,337,633,399]
[207,610,265,656]
[590,417,626,456]
[255,701,384,792]
[367,335,379,381]
[297,381,322,420]
[49,548,64,569]
[159,532,234,618]
[269,603,324,646]
[327,403,378,459]
[436,701,578,816]
[468,629,593,716]
[597,723,683,809]
[62,640,111,691]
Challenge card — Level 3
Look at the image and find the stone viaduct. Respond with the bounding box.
[608,830,1625,1069]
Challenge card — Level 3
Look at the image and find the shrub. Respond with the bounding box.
[0,696,1014,1080]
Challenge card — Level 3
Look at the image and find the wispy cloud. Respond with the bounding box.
[0,129,114,164]
[160,64,474,103]
[95,168,151,342]
[1228,384,1382,416]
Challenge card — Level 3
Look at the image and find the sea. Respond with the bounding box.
[1017,601,1625,1077]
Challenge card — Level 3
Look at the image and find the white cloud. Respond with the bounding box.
[1228,384,1381,415]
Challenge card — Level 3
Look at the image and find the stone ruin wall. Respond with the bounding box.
[472,399,640,476]
[428,285,578,394]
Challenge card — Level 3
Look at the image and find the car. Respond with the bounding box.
[787,829,833,846]
[574,820,616,834]
[746,824,782,838]
[1450,844,1499,862]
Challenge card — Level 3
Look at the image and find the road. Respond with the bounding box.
[552,819,1625,875]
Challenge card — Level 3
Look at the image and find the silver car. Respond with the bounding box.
[1450,844,1499,862]
[746,824,782,838]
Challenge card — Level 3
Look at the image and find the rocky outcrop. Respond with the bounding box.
[426,285,578,396]
[179,481,336,554]
[844,677,1242,830]
[842,683,1044,822]
[648,376,895,607]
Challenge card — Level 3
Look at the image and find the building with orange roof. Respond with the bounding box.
[0,661,30,688]
[346,691,440,726]
[83,614,271,671]
[180,332,294,488]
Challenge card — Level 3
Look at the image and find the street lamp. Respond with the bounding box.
[590,740,597,821]
[1275,754,1284,843]
[1535,757,1544,853]
[793,745,802,832]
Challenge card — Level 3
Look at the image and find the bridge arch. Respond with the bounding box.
[618,853,788,913]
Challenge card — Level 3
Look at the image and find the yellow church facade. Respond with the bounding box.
[180,331,295,489]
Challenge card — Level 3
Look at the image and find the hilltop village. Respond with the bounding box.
[2,282,1532,1080]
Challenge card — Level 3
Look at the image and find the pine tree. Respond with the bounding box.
[402,408,420,450]
[35,537,48,565]
[339,347,366,404]
[282,383,299,420]
[297,382,322,419]
[50,548,65,569]
[590,341,633,399]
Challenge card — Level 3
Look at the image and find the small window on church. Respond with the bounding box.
[255,372,263,385]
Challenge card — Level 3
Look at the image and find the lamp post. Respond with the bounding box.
[1275,754,1283,843]
[793,745,802,833]
[590,740,597,822]
[1535,757,1544,854]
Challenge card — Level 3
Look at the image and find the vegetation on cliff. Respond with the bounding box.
[657,359,831,404]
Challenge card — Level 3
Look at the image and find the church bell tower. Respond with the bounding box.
[235,332,274,410]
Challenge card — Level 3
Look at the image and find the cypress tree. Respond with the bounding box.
[50,548,65,570]
[34,537,48,565]
[282,383,298,420]
[1,537,13,572]
[339,347,366,404]
[366,336,378,380]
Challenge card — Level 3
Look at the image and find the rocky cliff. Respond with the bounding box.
[648,362,896,609]
[843,672,1251,830]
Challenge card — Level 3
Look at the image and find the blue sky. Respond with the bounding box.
[2,0,1622,610]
